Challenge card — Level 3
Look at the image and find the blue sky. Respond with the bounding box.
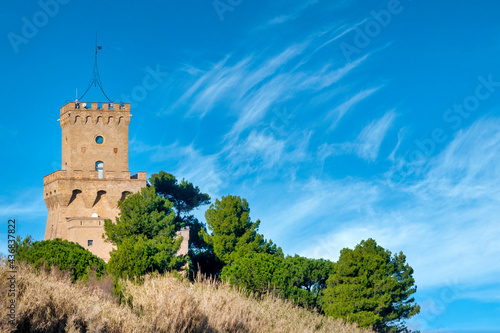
[2,0,500,331]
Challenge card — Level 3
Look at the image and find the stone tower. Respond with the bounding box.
[43,101,147,262]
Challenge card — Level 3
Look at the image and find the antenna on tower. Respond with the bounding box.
[78,32,112,102]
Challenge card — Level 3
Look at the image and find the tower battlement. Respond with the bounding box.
[60,101,130,115]
[59,102,131,128]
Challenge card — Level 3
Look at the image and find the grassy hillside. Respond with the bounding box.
[0,264,373,333]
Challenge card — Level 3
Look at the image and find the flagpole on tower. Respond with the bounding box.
[78,32,111,101]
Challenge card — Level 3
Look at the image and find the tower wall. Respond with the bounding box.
[44,102,189,263]
[60,102,131,175]
[44,102,147,262]
[43,170,147,261]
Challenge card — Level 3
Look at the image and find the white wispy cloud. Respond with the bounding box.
[131,138,226,198]
[156,144,225,198]
[266,0,319,26]
[237,43,309,98]
[254,176,382,247]
[165,144,227,197]
[388,127,406,162]
[0,188,47,255]
[227,73,305,138]
[314,18,369,53]
[355,110,396,161]
[326,86,382,130]
[224,129,311,179]
[179,56,251,117]
[161,28,373,144]
[0,188,46,218]
[320,110,395,162]
[288,117,500,293]
[132,126,311,197]
[226,51,373,138]
[410,118,500,199]
[226,130,286,171]
[172,43,308,120]
[300,52,373,91]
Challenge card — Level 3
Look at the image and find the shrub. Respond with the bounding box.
[16,237,106,282]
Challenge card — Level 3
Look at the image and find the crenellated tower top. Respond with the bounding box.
[60,101,130,115]
[59,101,133,177]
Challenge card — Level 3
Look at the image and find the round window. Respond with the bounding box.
[95,136,104,144]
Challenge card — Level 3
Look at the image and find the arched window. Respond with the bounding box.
[68,189,82,206]
[95,161,104,179]
[121,191,132,202]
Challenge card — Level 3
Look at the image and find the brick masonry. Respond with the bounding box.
[43,102,189,262]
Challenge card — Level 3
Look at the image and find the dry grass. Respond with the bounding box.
[0,264,373,333]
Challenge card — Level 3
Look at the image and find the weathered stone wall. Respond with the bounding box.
[43,172,147,261]
[60,102,131,175]
[44,102,189,263]
[176,228,190,256]
[67,217,114,262]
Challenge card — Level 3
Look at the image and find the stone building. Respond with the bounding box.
[43,101,189,262]
[43,101,147,261]
[43,45,189,262]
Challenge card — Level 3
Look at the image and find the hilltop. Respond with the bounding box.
[0,263,372,333]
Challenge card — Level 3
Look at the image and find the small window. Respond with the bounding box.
[88,240,93,246]
[95,161,104,179]
[95,136,104,144]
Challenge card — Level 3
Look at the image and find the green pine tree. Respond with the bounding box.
[201,195,281,265]
[321,238,420,332]
[105,186,186,279]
